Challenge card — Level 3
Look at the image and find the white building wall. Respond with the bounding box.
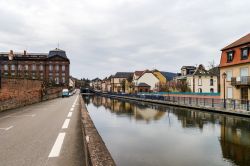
[194,76,218,93]
[137,73,160,91]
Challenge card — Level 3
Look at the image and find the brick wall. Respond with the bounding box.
[0,78,62,112]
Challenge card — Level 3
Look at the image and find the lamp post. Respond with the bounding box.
[222,72,227,109]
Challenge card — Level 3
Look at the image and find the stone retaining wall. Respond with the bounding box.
[79,95,116,166]
[0,78,62,112]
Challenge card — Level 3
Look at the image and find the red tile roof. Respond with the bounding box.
[222,33,250,50]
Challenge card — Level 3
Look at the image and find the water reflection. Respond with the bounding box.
[84,95,250,166]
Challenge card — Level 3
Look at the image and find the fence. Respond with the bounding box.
[104,92,250,112]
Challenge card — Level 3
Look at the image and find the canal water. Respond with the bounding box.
[83,95,250,166]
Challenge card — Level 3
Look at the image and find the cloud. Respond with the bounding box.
[0,0,250,79]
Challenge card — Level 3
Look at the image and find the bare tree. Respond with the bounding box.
[207,60,217,69]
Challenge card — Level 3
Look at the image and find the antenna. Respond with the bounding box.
[57,42,59,49]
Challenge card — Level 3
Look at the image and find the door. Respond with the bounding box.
[241,87,248,104]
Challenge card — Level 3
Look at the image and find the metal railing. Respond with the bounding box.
[231,76,250,86]
[105,92,250,112]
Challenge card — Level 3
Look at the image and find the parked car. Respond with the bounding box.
[62,89,70,97]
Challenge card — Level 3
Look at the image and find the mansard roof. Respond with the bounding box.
[48,48,68,59]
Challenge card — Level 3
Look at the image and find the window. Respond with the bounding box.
[18,64,22,71]
[198,88,202,93]
[62,65,65,71]
[226,70,232,81]
[227,51,234,62]
[210,88,214,93]
[240,67,248,77]
[11,64,15,70]
[32,73,36,79]
[241,47,249,60]
[40,65,43,71]
[227,87,233,99]
[62,77,65,83]
[56,65,59,71]
[4,64,8,71]
[49,73,53,81]
[32,64,36,71]
[40,73,44,79]
[55,77,59,84]
[25,65,28,71]
[210,78,214,86]
[198,76,202,86]
[49,65,53,71]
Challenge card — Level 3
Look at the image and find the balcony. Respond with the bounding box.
[231,76,250,86]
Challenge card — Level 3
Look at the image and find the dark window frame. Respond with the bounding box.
[241,47,249,60]
[227,50,234,63]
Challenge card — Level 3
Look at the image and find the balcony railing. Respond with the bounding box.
[231,76,250,86]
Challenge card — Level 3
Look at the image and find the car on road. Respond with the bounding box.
[62,89,70,97]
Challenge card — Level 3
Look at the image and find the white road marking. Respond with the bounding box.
[48,132,66,158]
[62,119,70,129]
[67,112,72,118]
[70,108,74,111]
[0,126,14,131]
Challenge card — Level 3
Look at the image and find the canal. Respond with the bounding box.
[83,95,250,166]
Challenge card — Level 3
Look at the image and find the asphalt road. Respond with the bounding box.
[0,92,85,166]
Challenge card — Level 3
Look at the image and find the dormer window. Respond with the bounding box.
[227,51,234,63]
[241,47,249,60]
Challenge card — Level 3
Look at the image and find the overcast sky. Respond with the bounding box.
[0,0,249,79]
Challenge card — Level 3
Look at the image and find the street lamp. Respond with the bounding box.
[222,72,227,109]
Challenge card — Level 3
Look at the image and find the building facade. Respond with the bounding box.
[111,72,133,93]
[0,48,70,87]
[220,33,250,101]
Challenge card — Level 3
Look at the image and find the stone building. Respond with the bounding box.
[0,48,70,87]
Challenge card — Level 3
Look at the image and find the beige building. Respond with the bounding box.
[220,33,250,101]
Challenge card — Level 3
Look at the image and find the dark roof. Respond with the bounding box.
[48,48,68,59]
[160,71,177,80]
[193,64,209,75]
[92,78,101,81]
[222,33,250,50]
[114,72,133,78]
[181,66,196,70]
[136,83,150,87]
[208,67,220,77]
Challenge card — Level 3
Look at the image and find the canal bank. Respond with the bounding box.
[100,94,250,118]
[84,95,250,166]
[79,95,116,166]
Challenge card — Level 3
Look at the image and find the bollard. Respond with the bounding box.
[233,100,236,110]
[247,100,249,111]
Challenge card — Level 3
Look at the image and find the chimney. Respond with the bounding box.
[24,50,27,56]
[8,50,14,60]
